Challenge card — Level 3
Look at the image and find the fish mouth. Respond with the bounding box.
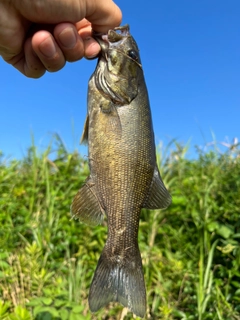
[92,24,130,53]
[106,24,130,43]
[92,25,142,69]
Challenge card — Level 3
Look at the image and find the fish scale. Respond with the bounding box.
[71,24,171,318]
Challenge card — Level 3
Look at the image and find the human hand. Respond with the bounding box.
[0,0,122,78]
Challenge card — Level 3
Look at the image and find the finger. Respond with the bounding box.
[82,37,101,59]
[32,30,66,72]
[1,37,46,78]
[14,0,122,33]
[76,20,101,59]
[24,37,46,78]
[86,0,122,32]
[53,23,85,62]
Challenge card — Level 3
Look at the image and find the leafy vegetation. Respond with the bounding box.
[0,136,240,319]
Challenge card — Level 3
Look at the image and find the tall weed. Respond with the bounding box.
[0,137,239,319]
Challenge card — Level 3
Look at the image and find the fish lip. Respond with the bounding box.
[107,24,130,42]
[92,24,130,53]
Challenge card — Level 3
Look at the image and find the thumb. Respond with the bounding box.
[13,0,122,32]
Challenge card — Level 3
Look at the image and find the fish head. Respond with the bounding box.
[93,25,142,105]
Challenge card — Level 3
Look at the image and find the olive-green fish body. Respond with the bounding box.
[71,25,171,318]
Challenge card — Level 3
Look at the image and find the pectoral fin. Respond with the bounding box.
[143,166,172,209]
[71,177,104,226]
[100,102,122,137]
[108,105,122,136]
[80,114,89,145]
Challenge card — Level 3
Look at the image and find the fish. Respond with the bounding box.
[71,24,171,318]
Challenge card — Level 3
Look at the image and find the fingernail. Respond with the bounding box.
[58,27,77,49]
[39,37,57,58]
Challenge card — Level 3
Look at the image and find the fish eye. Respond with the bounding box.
[128,49,139,61]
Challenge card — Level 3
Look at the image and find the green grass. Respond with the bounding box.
[0,136,240,319]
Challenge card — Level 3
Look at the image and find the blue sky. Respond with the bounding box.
[1,0,239,159]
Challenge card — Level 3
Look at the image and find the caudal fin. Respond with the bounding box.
[89,248,146,318]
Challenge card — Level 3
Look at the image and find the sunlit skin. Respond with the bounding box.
[0,0,122,78]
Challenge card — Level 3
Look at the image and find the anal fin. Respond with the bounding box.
[71,177,104,226]
[143,165,172,209]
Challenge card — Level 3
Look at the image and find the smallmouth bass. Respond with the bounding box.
[71,24,171,318]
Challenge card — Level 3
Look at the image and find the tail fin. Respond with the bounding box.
[89,248,146,318]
